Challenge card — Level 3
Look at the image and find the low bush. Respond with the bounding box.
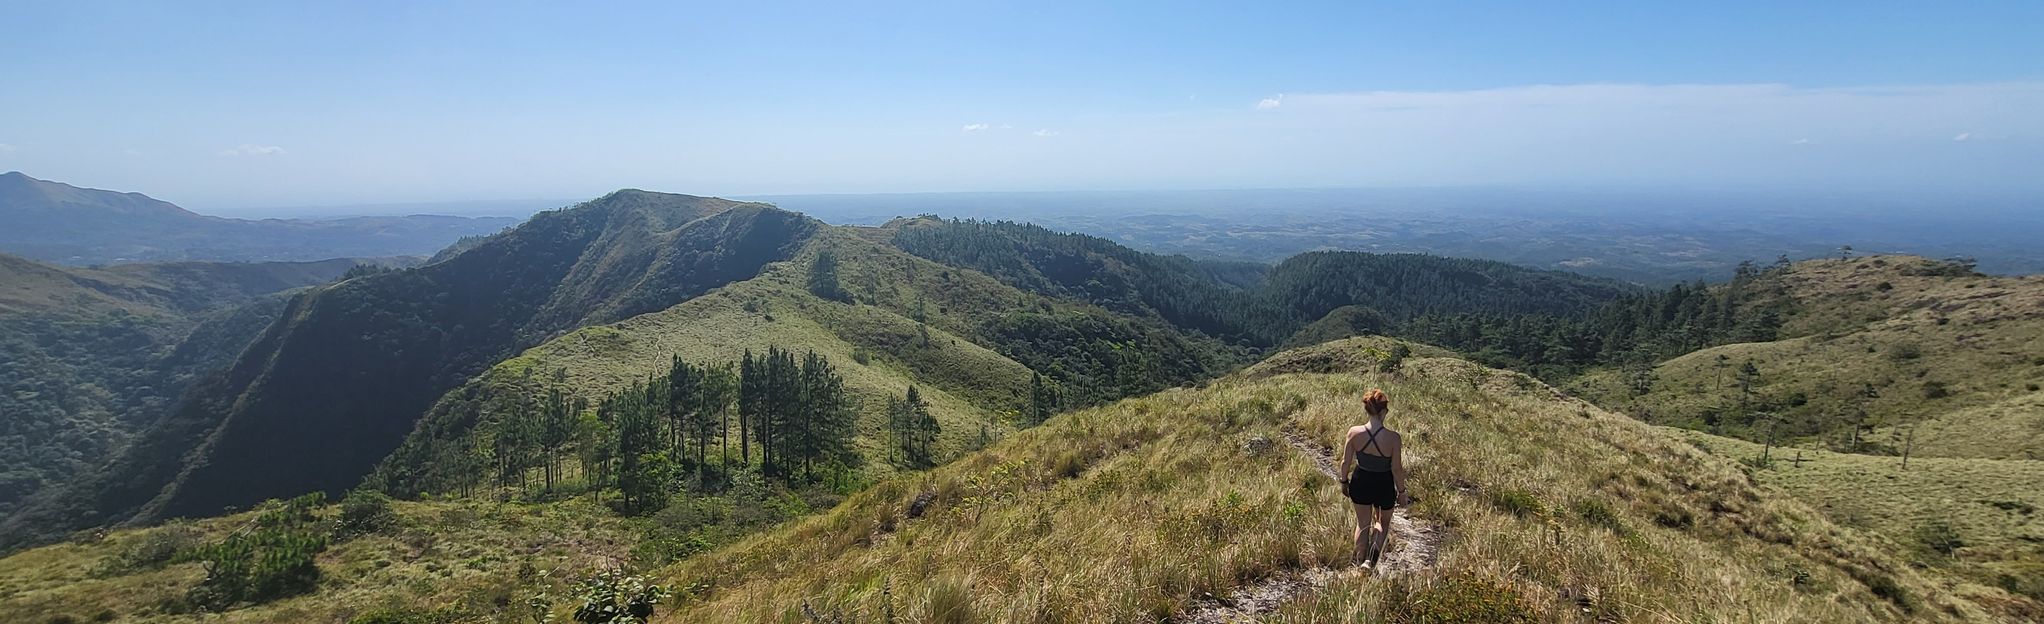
[335,489,399,538]
[1379,572,1535,623]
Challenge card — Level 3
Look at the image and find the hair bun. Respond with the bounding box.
[1362,388,1389,413]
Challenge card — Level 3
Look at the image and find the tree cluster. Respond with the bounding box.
[471,347,855,515]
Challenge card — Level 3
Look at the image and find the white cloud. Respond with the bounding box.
[1791,138,1811,145]
[220,144,287,156]
[1953,132,1972,141]
[961,123,990,132]
[1255,94,1284,110]
[1033,129,1059,137]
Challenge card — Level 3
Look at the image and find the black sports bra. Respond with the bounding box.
[1354,427,1393,473]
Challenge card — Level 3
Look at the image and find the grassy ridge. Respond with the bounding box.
[1574,256,2044,459]
[653,338,2036,622]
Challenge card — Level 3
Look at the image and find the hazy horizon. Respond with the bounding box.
[3,2,2041,209]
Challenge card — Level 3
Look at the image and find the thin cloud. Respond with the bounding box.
[1033,129,1059,137]
[961,123,990,132]
[0,143,15,153]
[221,144,287,156]
[1953,132,1972,141]
[1255,94,1284,110]
[1791,138,1811,145]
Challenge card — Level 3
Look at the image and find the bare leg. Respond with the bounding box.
[1370,507,1394,565]
[1351,503,1376,566]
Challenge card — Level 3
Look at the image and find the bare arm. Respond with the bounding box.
[1337,428,1355,482]
[1391,435,1410,504]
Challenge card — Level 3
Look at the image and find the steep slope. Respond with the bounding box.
[371,224,1232,495]
[1574,255,2044,459]
[0,171,515,264]
[652,337,2036,622]
[0,254,374,522]
[0,191,816,548]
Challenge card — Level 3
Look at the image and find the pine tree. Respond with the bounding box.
[667,356,701,459]
[697,362,736,473]
[808,249,846,302]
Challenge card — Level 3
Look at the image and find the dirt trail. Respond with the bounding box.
[1176,427,1442,623]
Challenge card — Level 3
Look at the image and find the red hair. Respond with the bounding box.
[1362,388,1389,415]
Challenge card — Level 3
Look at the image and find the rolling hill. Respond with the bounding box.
[0,172,517,265]
[1572,255,2044,460]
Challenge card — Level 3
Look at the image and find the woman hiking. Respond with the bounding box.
[1338,388,1409,568]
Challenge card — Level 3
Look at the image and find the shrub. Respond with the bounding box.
[1912,519,1964,556]
[347,607,460,624]
[1920,381,1950,400]
[1488,488,1544,518]
[1886,343,1922,361]
[1571,498,1625,533]
[188,493,329,610]
[91,521,202,577]
[335,489,398,538]
[1380,572,1534,623]
[569,568,671,624]
[1379,344,1412,373]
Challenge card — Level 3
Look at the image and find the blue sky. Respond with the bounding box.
[1,1,2040,210]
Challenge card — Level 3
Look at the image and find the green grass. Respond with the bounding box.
[1675,430,2044,603]
[0,499,638,624]
[653,338,2037,622]
[1573,255,2044,460]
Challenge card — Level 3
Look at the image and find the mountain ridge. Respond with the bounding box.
[0,172,517,265]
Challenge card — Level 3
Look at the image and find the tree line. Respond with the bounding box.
[459,347,961,514]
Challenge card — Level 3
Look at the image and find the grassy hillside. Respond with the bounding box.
[1573,255,2044,459]
[653,337,2036,622]
[0,191,816,550]
[0,498,639,624]
[375,224,1235,496]
[1676,431,2044,604]
[4,338,2034,622]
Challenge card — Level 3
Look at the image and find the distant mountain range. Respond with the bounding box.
[0,172,520,264]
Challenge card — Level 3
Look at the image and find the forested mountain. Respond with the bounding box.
[889,217,1635,347]
[0,172,517,264]
[0,253,379,522]
[0,191,815,548]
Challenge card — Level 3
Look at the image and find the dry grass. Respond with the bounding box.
[0,498,638,623]
[1676,430,2044,606]
[8,337,2035,623]
[1574,255,2044,460]
[654,338,2039,622]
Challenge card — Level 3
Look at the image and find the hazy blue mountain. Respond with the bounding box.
[0,172,520,265]
[757,187,2044,284]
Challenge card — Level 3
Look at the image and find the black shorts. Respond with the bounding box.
[1346,470,1396,510]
